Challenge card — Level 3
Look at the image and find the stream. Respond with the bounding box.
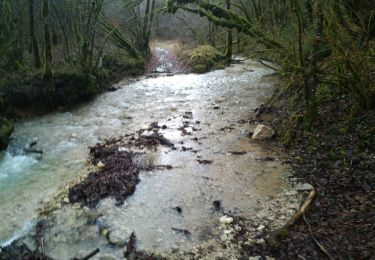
[0,46,290,258]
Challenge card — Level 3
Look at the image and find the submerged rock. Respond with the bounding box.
[251,124,275,140]
[108,227,132,246]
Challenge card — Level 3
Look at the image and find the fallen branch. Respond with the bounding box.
[72,248,100,260]
[266,187,317,247]
[256,59,279,71]
[24,148,43,154]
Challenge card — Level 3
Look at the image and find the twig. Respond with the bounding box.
[303,214,334,260]
[73,248,100,260]
[266,188,317,247]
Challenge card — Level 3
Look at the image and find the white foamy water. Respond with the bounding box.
[0,152,38,179]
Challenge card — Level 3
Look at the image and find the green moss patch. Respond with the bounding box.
[102,52,145,77]
[178,45,225,74]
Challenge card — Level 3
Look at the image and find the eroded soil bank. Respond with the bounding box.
[0,45,311,259]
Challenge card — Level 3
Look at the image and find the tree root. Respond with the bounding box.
[266,188,317,248]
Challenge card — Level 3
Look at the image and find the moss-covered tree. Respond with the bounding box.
[28,0,41,69]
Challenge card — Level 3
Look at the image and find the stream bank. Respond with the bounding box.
[243,96,375,258]
[0,53,145,150]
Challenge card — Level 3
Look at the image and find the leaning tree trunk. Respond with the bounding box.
[142,0,151,54]
[42,0,52,80]
[145,0,155,50]
[225,0,232,63]
[29,0,41,68]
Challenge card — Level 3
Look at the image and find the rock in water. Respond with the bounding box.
[108,227,132,246]
[220,215,234,224]
[251,124,275,140]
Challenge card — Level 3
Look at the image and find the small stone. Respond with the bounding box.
[249,256,262,260]
[102,228,109,237]
[285,190,298,196]
[257,224,265,231]
[289,203,300,210]
[256,212,266,219]
[234,225,242,231]
[296,183,314,191]
[97,161,105,168]
[63,197,69,204]
[224,229,233,235]
[220,215,234,224]
[108,228,131,246]
[73,203,81,209]
[251,124,275,140]
[220,234,228,241]
[255,238,265,245]
[71,133,78,138]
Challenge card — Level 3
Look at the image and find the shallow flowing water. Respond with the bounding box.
[0,52,288,258]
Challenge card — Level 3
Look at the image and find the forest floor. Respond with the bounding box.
[245,99,375,258]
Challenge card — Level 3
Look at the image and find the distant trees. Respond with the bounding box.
[42,0,52,80]
[0,0,145,75]
[166,0,375,123]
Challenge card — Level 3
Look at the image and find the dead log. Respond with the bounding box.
[266,188,317,248]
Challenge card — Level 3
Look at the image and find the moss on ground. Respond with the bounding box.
[178,45,225,74]
[102,52,145,77]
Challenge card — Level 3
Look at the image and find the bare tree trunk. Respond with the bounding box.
[236,30,241,52]
[307,0,324,121]
[145,0,155,50]
[142,0,151,54]
[50,0,70,60]
[29,0,41,68]
[42,0,52,80]
[208,22,214,46]
[305,0,313,25]
[225,0,232,63]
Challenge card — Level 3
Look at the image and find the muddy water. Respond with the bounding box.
[0,55,287,258]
